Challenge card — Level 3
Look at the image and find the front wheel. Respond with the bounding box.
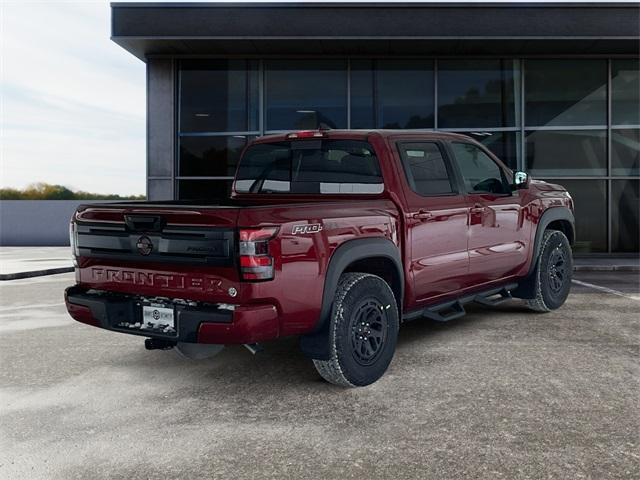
[313,273,399,387]
[525,230,573,312]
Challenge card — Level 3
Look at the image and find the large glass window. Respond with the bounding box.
[458,132,519,170]
[398,143,455,196]
[170,57,639,254]
[178,180,233,201]
[178,61,259,201]
[351,60,434,129]
[235,140,383,194]
[525,60,607,127]
[556,180,608,253]
[612,180,640,253]
[179,60,259,133]
[265,60,347,131]
[451,142,509,194]
[179,136,251,177]
[525,130,606,177]
[438,60,520,128]
[612,59,640,126]
[612,129,640,176]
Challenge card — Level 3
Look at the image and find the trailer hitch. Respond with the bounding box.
[144,338,176,350]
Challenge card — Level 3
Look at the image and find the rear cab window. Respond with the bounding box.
[235,139,383,194]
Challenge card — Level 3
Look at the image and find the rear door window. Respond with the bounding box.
[235,139,383,194]
[398,142,456,196]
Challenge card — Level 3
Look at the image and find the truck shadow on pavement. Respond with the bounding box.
[113,299,539,391]
[106,288,638,395]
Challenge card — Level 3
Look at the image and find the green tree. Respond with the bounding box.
[0,183,145,200]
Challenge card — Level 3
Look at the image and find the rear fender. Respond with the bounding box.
[300,237,403,360]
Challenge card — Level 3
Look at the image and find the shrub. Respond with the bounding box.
[0,183,145,200]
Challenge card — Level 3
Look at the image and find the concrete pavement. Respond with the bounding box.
[0,272,638,479]
[0,247,73,280]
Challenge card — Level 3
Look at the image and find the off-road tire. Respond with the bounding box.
[313,273,399,387]
[525,230,573,312]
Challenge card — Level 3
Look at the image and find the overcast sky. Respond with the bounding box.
[2,1,146,195]
[0,0,629,196]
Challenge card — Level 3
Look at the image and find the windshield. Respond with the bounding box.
[234,139,384,194]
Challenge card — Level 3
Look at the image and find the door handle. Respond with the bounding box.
[469,204,485,214]
[412,210,433,220]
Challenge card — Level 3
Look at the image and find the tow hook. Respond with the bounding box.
[243,343,263,355]
[144,338,177,350]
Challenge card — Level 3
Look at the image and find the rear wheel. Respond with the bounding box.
[313,273,399,387]
[525,230,573,312]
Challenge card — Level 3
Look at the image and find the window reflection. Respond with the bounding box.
[351,59,434,129]
[265,60,347,130]
[554,180,608,253]
[179,60,259,133]
[612,129,640,176]
[438,60,520,128]
[612,180,640,253]
[612,59,640,126]
[451,142,509,194]
[526,130,606,176]
[459,132,520,170]
[525,60,607,127]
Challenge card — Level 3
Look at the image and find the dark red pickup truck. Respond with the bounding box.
[65,130,574,387]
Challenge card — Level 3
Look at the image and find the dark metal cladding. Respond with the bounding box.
[111,2,640,59]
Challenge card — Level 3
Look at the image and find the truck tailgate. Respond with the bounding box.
[73,203,241,303]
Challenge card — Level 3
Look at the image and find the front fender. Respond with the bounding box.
[529,206,575,276]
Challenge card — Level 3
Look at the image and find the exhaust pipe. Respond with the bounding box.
[243,343,263,355]
[144,338,176,350]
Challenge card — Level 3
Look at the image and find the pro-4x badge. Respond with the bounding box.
[292,224,323,235]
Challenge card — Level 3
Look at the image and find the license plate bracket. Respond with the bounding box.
[141,302,176,335]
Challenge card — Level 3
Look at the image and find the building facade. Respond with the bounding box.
[112,2,640,255]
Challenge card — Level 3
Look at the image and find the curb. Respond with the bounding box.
[573,265,640,272]
[0,267,74,281]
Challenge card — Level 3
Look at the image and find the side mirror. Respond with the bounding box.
[513,171,530,190]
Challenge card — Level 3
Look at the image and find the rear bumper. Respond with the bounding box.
[64,286,279,344]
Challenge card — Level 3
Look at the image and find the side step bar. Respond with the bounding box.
[403,283,518,323]
[473,287,513,307]
[422,300,466,323]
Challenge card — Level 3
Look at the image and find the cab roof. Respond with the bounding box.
[253,129,475,144]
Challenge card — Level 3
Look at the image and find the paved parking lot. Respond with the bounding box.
[1,272,638,479]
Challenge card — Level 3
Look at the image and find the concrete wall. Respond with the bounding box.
[0,200,107,246]
[147,58,176,201]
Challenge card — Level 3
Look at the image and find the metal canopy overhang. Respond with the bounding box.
[110,2,640,60]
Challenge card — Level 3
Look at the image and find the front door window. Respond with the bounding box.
[451,142,509,195]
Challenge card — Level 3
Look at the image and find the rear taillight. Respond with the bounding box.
[69,221,79,266]
[239,227,278,281]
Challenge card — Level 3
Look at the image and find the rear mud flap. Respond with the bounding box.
[299,326,332,361]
